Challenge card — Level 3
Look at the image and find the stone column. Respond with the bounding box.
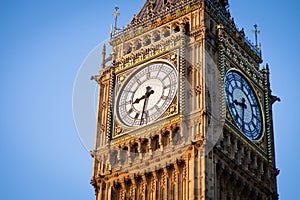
[148,137,153,157]
[138,139,143,160]
[169,128,173,148]
[127,142,132,164]
[159,133,163,151]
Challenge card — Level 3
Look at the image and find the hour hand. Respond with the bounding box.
[234,98,247,109]
[133,95,145,104]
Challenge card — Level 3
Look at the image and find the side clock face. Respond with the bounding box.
[116,62,178,127]
[225,70,262,140]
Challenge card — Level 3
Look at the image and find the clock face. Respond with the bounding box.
[116,62,178,127]
[224,70,262,140]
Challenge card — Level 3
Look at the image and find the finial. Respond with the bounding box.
[164,0,173,8]
[101,44,106,69]
[110,24,113,37]
[220,0,229,7]
[147,0,155,18]
[252,24,261,50]
[112,5,120,36]
[271,95,281,104]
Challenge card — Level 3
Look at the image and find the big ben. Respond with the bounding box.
[90,0,279,199]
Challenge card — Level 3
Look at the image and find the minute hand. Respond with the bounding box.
[234,98,247,131]
[140,97,149,125]
[139,86,154,125]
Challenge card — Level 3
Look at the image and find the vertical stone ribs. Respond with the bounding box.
[215,129,278,199]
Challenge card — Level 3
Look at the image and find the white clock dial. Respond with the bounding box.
[116,62,178,127]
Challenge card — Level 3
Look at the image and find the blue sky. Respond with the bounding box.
[0,0,299,199]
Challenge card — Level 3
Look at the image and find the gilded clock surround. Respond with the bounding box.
[90,0,279,199]
[115,61,178,126]
[113,56,181,138]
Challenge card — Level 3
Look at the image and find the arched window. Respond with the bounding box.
[172,127,181,145]
[162,131,170,147]
[151,135,160,151]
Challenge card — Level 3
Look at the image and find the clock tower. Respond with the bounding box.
[90,0,279,199]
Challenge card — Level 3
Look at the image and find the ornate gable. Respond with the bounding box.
[136,0,181,20]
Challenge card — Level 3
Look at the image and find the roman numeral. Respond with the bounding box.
[134,113,140,119]
[146,67,150,78]
[162,74,168,81]
[251,121,257,130]
[128,108,133,114]
[161,95,169,100]
[120,100,132,106]
[134,77,141,84]
[124,89,134,93]
[253,114,261,122]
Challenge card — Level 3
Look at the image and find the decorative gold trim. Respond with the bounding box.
[113,57,180,138]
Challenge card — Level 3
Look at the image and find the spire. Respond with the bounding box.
[252,24,260,51]
[101,44,106,69]
[111,5,120,36]
[90,44,106,83]
[266,63,269,71]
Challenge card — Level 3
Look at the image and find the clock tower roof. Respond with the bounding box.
[135,0,181,21]
[133,0,229,24]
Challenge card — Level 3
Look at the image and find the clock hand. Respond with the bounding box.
[241,103,245,132]
[140,97,149,125]
[133,86,155,104]
[139,86,154,125]
[234,98,247,131]
[233,98,247,109]
[133,96,144,104]
[241,98,247,132]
